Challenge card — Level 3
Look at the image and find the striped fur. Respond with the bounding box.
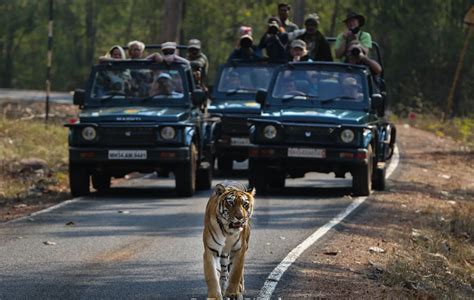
[203,181,256,299]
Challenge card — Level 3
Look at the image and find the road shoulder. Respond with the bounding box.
[274,124,474,298]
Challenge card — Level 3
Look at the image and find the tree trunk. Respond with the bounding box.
[85,0,96,65]
[292,0,305,28]
[330,0,340,37]
[159,0,184,43]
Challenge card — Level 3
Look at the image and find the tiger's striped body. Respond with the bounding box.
[203,181,255,299]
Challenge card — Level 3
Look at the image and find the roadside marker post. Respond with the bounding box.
[45,0,53,123]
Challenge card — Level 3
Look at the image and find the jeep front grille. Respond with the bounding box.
[100,127,156,146]
[284,126,337,145]
[221,116,251,135]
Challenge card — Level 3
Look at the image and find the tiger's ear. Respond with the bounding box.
[247,186,256,197]
[215,184,226,195]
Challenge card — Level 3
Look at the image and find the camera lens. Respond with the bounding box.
[351,48,361,56]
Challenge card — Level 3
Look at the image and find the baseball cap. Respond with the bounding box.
[291,39,306,50]
[158,73,172,80]
[161,42,177,50]
[188,39,201,49]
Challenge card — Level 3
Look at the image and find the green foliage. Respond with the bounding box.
[0,0,472,115]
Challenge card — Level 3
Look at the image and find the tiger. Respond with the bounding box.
[203,181,256,300]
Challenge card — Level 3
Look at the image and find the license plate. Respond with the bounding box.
[108,150,147,160]
[231,137,250,146]
[288,148,326,158]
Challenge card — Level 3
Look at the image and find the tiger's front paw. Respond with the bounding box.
[223,292,243,300]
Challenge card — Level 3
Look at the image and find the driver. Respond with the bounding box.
[149,73,183,98]
[342,77,363,100]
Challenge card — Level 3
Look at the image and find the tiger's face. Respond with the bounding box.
[215,184,255,232]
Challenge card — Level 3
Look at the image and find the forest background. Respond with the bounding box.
[0,0,473,117]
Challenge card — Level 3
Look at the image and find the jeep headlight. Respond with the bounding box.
[160,126,176,140]
[263,125,277,140]
[340,129,355,143]
[81,126,97,141]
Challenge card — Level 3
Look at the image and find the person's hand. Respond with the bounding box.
[293,56,301,62]
[343,30,354,38]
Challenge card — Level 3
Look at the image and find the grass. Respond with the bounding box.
[382,203,474,298]
[0,117,69,201]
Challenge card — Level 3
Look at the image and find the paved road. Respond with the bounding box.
[0,164,359,299]
[0,88,72,104]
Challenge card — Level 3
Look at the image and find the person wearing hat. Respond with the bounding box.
[146,41,189,64]
[227,34,262,62]
[345,41,382,75]
[149,72,183,98]
[258,17,289,62]
[295,13,332,62]
[186,39,209,90]
[335,11,372,60]
[289,39,312,62]
[341,76,364,100]
[278,3,298,33]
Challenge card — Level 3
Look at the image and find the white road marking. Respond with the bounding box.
[257,146,400,299]
[5,199,81,224]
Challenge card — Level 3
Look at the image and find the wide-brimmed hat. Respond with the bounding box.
[343,11,365,26]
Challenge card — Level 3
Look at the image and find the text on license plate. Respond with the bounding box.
[231,137,250,146]
[288,148,326,158]
[108,150,147,160]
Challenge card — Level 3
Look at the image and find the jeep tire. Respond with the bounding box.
[175,144,197,197]
[372,165,386,191]
[196,160,213,191]
[69,164,90,197]
[248,159,268,195]
[352,145,373,196]
[92,173,111,192]
[217,157,233,173]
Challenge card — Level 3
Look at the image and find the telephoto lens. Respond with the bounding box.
[351,47,361,56]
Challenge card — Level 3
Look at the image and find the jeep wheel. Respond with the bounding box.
[217,157,233,173]
[92,173,111,192]
[352,145,373,196]
[373,165,386,191]
[196,159,213,191]
[69,164,90,197]
[269,171,285,189]
[175,144,197,197]
[248,159,268,195]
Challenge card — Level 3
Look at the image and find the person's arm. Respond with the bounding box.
[173,55,190,64]
[287,29,305,41]
[145,52,163,62]
[335,33,349,59]
[360,55,382,75]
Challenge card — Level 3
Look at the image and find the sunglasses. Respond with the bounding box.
[162,49,175,55]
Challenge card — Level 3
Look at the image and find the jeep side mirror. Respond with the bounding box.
[371,93,385,117]
[192,90,207,106]
[256,90,267,106]
[73,89,85,106]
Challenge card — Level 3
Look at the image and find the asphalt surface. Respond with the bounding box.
[0,163,357,299]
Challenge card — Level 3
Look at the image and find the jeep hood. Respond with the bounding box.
[208,100,261,114]
[79,106,191,122]
[265,107,369,125]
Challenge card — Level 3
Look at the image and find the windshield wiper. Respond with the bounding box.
[100,91,128,102]
[140,93,161,102]
[282,94,319,101]
[320,95,357,104]
[226,88,256,95]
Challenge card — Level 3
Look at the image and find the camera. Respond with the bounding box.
[350,27,360,34]
[351,47,361,56]
[267,26,278,35]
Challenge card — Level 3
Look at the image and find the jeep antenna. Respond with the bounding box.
[45,0,53,123]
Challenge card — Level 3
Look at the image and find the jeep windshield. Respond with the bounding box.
[88,64,187,106]
[270,66,369,110]
[216,65,275,95]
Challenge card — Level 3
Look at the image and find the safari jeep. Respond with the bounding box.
[248,62,396,196]
[208,61,281,172]
[66,60,217,197]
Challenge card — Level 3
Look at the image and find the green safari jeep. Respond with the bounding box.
[66,60,218,197]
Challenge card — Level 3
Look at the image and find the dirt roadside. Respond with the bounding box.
[276,125,473,298]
